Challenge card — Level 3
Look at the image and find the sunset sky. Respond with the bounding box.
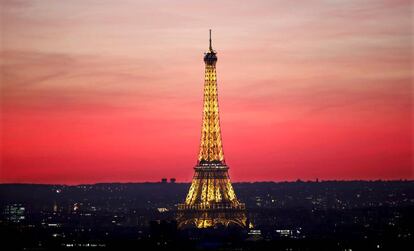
[1,0,412,184]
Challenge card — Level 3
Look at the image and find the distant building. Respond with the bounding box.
[3,204,25,223]
[149,220,178,241]
[170,178,176,183]
[247,229,263,241]
[157,208,169,213]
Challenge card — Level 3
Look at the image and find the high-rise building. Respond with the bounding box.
[177,30,247,229]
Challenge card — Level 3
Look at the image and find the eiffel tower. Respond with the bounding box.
[177,30,247,229]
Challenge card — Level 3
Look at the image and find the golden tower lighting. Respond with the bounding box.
[177,30,247,229]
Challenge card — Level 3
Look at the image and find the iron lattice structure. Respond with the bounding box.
[177,30,247,229]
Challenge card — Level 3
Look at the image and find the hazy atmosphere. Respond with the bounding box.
[1,0,412,184]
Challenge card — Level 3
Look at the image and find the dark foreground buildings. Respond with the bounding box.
[0,180,413,250]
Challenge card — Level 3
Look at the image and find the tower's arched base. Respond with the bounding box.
[176,204,247,229]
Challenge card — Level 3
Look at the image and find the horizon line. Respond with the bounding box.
[1,179,413,186]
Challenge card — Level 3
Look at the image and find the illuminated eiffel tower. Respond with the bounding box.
[177,30,247,229]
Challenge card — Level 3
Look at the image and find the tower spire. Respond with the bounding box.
[209,29,212,51]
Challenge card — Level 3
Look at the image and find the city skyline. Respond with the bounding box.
[1,0,413,184]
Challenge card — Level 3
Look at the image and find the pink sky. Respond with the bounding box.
[1,0,413,184]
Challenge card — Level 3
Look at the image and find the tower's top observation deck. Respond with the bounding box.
[204,29,217,65]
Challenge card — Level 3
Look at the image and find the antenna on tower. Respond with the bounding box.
[209,29,212,51]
